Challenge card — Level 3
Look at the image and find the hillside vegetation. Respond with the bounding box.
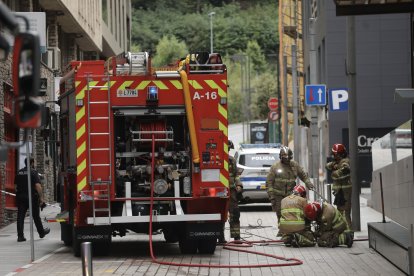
[131,0,279,123]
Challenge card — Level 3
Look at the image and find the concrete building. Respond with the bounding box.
[0,0,131,228]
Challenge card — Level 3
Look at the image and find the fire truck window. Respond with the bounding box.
[201,118,218,130]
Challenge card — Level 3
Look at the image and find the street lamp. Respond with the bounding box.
[208,12,215,53]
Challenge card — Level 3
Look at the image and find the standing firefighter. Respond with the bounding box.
[266,146,314,226]
[228,140,242,241]
[305,201,353,248]
[326,143,352,227]
[279,185,315,247]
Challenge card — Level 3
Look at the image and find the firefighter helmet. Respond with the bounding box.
[304,202,322,221]
[293,185,306,197]
[332,143,347,158]
[279,146,293,161]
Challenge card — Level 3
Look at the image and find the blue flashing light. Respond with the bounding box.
[147,86,158,101]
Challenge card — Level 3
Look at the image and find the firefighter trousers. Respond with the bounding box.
[229,187,240,239]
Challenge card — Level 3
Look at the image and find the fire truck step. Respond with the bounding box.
[94,208,110,212]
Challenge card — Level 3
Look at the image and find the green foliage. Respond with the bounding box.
[131,0,279,123]
[152,35,188,67]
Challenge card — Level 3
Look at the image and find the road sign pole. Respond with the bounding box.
[309,18,320,198]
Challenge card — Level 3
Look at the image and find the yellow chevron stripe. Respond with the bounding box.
[219,121,228,137]
[77,176,87,192]
[205,80,226,97]
[77,141,86,158]
[220,173,229,187]
[76,81,98,100]
[224,143,229,154]
[75,81,81,87]
[224,160,228,171]
[153,80,168,89]
[136,80,151,90]
[77,159,86,176]
[189,80,203,89]
[76,124,86,140]
[100,80,116,90]
[218,104,227,119]
[117,80,133,90]
[170,80,182,89]
[76,106,85,123]
[222,79,227,85]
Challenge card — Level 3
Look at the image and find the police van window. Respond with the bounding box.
[243,153,279,167]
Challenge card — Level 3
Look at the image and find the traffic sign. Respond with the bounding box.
[268,111,279,121]
[329,88,348,111]
[305,85,326,106]
[268,97,278,110]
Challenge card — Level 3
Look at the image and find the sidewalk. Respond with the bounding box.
[0,204,63,276]
[0,192,404,276]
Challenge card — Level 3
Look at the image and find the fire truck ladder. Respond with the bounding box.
[87,75,112,226]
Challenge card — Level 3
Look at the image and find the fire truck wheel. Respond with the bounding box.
[198,238,217,254]
[61,223,73,246]
[178,238,198,254]
[163,230,179,243]
[93,241,111,256]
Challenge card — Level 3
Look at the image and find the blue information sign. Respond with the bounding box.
[305,85,326,106]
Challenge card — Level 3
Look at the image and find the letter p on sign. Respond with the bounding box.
[329,89,348,111]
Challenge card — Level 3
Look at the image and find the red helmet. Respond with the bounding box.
[304,202,322,220]
[293,185,306,197]
[332,143,347,157]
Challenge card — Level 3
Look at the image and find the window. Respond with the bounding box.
[102,0,108,24]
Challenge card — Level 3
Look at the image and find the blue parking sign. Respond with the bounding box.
[305,85,326,106]
[329,88,348,111]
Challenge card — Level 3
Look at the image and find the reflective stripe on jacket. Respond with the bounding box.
[318,202,347,234]
[278,194,308,233]
[266,160,312,197]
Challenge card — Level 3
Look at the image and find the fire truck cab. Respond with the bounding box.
[58,52,230,256]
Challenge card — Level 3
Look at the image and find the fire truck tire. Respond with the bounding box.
[198,238,217,254]
[178,238,198,254]
[93,240,111,256]
[61,223,73,246]
[163,229,179,243]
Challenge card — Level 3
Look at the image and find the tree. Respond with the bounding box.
[151,35,188,67]
[250,72,278,120]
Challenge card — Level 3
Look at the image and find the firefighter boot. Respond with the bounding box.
[346,232,354,248]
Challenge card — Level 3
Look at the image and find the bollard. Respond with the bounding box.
[81,242,93,276]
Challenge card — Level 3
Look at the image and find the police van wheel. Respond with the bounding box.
[198,238,217,254]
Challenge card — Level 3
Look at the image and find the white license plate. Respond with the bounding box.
[117,89,138,97]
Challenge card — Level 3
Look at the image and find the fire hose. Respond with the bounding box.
[147,134,304,268]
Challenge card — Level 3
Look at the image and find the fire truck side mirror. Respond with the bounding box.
[12,32,42,128]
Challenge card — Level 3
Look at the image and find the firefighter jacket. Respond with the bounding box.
[278,194,308,233]
[229,156,242,189]
[266,160,313,197]
[316,202,347,235]
[326,157,351,192]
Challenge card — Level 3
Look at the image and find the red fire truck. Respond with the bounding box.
[58,52,230,256]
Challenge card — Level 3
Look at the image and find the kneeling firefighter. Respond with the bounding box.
[278,185,316,247]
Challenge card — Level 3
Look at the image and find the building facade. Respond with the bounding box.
[0,0,131,228]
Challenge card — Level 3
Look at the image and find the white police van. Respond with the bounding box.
[234,144,281,204]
